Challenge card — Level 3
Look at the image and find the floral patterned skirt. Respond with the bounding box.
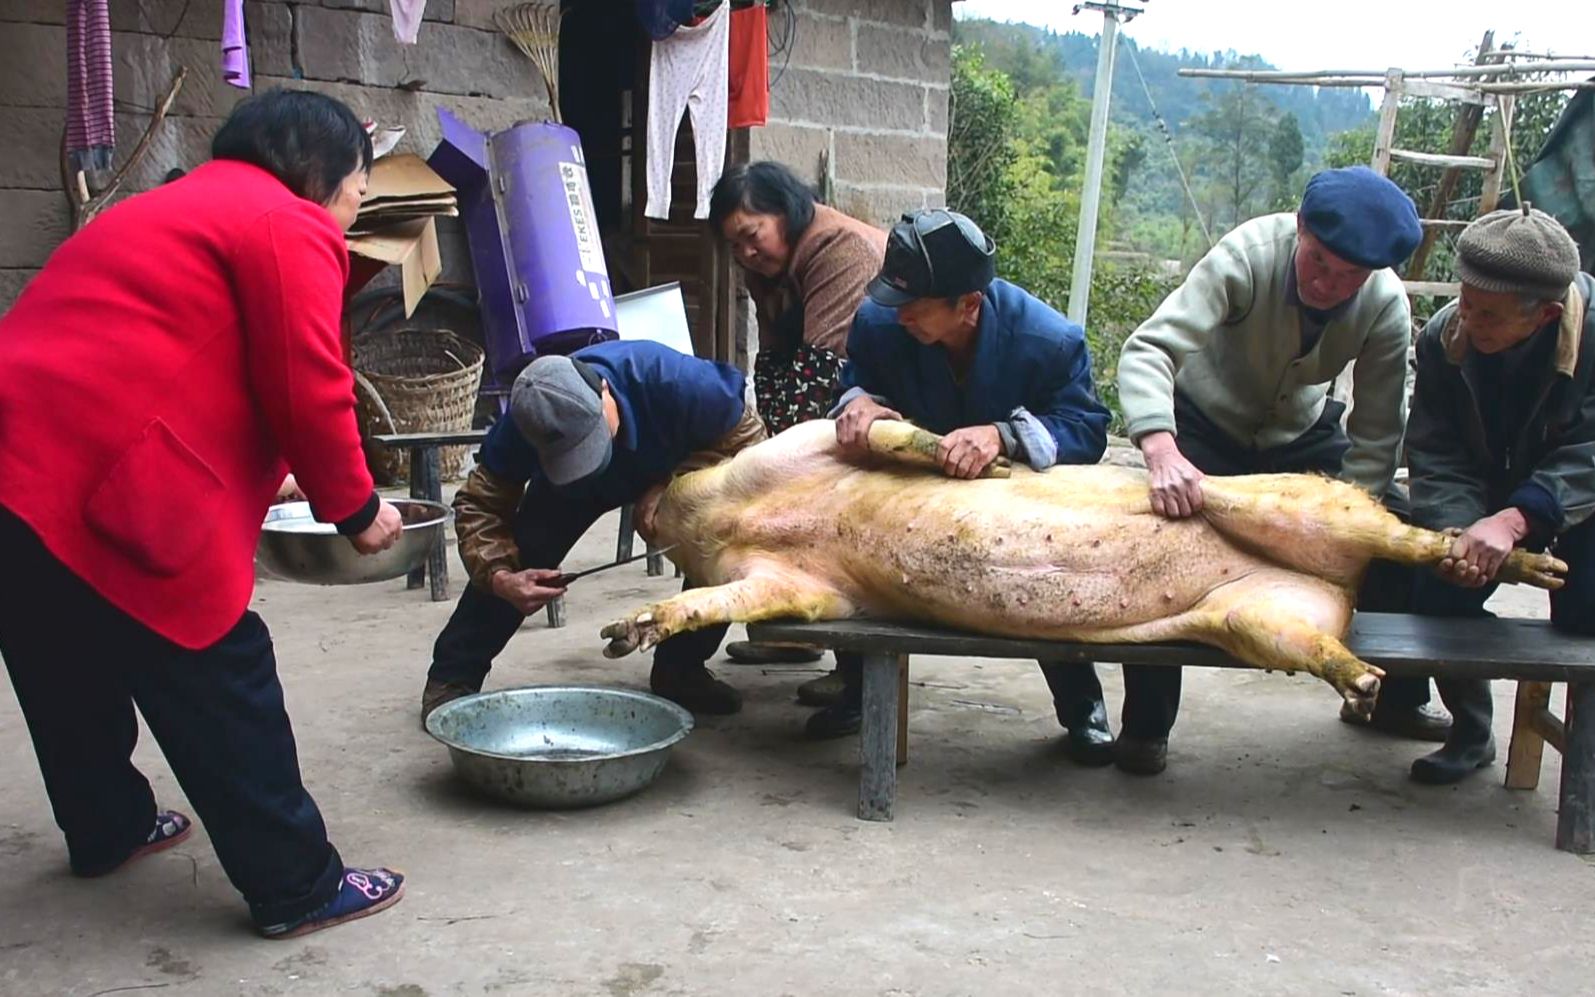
[752,344,844,436]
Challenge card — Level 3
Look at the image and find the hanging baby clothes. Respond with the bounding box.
[65,0,114,172]
[727,1,768,128]
[390,0,427,44]
[221,0,251,90]
[644,2,730,220]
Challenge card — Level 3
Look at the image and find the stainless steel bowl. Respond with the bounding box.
[255,499,449,585]
[425,686,695,808]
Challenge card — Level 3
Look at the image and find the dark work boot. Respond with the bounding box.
[420,678,481,729]
[1113,736,1168,776]
[1411,679,1496,785]
[651,661,743,715]
[1059,696,1115,767]
[805,663,862,740]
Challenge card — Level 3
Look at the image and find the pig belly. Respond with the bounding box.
[822,483,1274,638]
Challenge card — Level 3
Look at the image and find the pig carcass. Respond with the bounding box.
[601,421,1566,712]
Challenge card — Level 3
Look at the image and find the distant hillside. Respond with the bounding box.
[953,19,1374,160]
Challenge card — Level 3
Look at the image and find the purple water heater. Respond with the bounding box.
[430,108,618,384]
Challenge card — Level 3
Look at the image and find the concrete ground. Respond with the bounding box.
[2,507,1591,996]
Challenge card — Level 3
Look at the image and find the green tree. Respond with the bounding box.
[1325,87,1570,308]
[947,44,1178,432]
[1268,112,1304,209]
[946,45,1021,242]
[1191,84,1280,230]
[1111,133,1148,207]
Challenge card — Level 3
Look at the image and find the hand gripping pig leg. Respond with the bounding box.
[864,420,1012,479]
[601,566,854,658]
[1198,474,1568,591]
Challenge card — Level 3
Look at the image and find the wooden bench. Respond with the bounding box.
[747,613,1595,853]
[371,431,670,622]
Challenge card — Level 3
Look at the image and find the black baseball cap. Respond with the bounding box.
[866,208,997,308]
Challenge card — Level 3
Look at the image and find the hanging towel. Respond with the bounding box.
[728,1,768,128]
[390,0,427,45]
[222,0,251,90]
[645,2,730,220]
[65,0,114,172]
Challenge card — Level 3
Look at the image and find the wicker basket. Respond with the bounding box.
[353,328,484,485]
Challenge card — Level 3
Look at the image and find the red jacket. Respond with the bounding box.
[0,160,376,649]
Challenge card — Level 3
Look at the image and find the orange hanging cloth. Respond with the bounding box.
[728,2,768,128]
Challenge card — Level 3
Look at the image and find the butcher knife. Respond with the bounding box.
[551,545,677,588]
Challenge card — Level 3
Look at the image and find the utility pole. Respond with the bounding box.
[1067,1,1144,329]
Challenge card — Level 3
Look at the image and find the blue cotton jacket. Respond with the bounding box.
[835,279,1110,467]
[479,340,747,508]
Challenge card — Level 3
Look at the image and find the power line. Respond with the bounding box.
[1123,40,1213,249]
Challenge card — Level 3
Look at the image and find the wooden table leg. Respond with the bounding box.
[1506,680,1553,790]
[859,651,901,821]
[1557,680,1594,853]
[421,447,448,601]
[406,447,427,591]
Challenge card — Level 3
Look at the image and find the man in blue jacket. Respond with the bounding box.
[420,340,766,723]
[817,209,1114,751]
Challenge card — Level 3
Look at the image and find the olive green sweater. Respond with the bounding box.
[1117,213,1411,495]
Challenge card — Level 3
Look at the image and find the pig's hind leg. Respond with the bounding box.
[601,563,855,658]
[1181,571,1384,716]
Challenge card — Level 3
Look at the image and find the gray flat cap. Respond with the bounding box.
[509,356,612,486]
[1458,207,1580,301]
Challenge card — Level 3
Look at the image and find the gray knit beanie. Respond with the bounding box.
[1457,206,1580,301]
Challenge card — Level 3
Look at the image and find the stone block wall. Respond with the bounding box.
[0,0,957,328]
[752,0,952,227]
[0,0,554,311]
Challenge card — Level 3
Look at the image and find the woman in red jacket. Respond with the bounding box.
[0,90,407,939]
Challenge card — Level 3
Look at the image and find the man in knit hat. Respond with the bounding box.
[1112,166,1433,775]
[1405,206,1595,784]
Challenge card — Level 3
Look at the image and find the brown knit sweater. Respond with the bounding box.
[745,204,886,356]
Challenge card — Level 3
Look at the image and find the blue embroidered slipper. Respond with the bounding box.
[77,810,193,878]
[258,867,406,940]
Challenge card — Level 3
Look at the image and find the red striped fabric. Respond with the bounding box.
[66,0,115,171]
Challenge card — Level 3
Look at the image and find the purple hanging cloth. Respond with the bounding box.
[65,0,115,171]
[222,0,251,89]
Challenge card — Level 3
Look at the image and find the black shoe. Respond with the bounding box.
[804,700,862,740]
[651,663,743,715]
[1059,697,1115,767]
[1410,737,1496,784]
[1340,700,1452,742]
[1113,736,1168,776]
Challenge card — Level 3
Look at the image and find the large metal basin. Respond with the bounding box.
[425,686,694,809]
[256,499,449,585]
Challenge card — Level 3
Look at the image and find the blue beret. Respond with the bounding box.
[1299,166,1422,270]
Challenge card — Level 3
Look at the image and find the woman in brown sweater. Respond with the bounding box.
[708,161,885,708]
[710,161,886,434]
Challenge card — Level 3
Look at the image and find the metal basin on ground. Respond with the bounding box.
[256,499,449,585]
[425,686,694,809]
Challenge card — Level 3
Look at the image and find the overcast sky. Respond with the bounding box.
[955,1,1595,74]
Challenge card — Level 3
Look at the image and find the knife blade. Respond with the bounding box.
[551,545,678,588]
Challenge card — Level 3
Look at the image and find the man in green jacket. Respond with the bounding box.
[1113,166,1431,775]
[1406,208,1595,784]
